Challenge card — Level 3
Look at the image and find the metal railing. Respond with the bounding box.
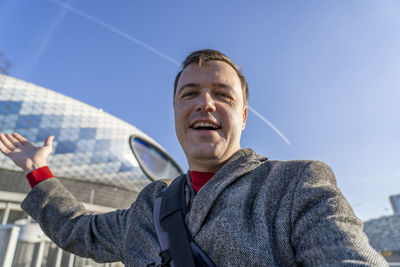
[0,200,123,267]
[0,225,20,267]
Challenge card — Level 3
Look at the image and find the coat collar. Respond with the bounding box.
[185,148,268,237]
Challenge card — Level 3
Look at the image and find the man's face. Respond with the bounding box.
[174,61,247,172]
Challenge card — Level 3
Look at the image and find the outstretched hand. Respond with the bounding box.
[0,133,54,173]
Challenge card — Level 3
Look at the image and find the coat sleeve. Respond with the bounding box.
[20,178,164,264]
[290,161,388,267]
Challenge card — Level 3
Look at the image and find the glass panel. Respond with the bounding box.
[131,137,182,180]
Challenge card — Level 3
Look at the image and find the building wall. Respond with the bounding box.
[390,194,400,214]
[364,214,400,264]
[0,169,138,209]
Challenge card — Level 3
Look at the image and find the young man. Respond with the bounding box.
[0,50,387,266]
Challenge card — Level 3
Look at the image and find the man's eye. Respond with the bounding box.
[217,92,230,98]
[182,91,195,97]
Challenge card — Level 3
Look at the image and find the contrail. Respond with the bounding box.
[49,0,180,65]
[49,0,291,145]
[23,0,74,78]
[248,106,291,145]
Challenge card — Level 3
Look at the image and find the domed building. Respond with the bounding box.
[0,74,182,267]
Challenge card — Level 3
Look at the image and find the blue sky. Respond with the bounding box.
[1,0,399,221]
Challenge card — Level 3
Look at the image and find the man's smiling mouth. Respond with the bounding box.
[191,121,221,130]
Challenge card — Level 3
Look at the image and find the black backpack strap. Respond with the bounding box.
[153,174,216,267]
[154,174,195,267]
[153,196,172,266]
[190,242,215,267]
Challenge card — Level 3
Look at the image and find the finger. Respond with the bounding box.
[44,136,54,147]
[12,133,28,145]
[0,141,11,154]
[5,133,21,146]
[0,134,15,151]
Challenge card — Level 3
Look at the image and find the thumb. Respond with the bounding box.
[44,136,54,147]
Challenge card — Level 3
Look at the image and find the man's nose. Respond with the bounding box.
[196,91,216,112]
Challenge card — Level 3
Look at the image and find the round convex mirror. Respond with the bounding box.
[130,136,183,181]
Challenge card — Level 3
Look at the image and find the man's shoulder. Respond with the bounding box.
[250,159,335,188]
[139,179,170,197]
[261,159,332,173]
[134,176,186,205]
[243,148,332,173]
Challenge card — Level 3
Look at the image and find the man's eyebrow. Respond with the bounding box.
[211,82,232,90]
[177,82,232,95]
[177,83,199,94]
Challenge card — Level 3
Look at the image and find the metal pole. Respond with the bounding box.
[67,253,75,267]
[1,202,11,225]
[2,226,20,267]
[89,189,95,204]
[55,247,63,267]
[34,241,45,267]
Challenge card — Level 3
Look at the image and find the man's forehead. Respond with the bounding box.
[178,61,240,87]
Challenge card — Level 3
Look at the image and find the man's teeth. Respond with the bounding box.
[192,122,219,129]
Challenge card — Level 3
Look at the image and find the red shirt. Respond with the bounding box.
[190,171,215,192]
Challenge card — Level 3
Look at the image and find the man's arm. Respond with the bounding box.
[21,177,129,263]
[0,133,128,263]
[290,161,388,266]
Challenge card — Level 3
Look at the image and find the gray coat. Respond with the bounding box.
[21,148,387,266]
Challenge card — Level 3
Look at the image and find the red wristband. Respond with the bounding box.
[26,166,54,188]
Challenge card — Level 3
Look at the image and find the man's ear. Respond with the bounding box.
[242,106,248,130]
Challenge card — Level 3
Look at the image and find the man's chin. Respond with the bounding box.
[187,145,221,160]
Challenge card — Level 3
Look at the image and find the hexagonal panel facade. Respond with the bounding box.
[0,74,182,192]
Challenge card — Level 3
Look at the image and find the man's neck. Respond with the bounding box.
[187,149,241,173]
[188,160,224,173]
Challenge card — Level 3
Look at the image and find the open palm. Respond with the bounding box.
[0,133,54,173]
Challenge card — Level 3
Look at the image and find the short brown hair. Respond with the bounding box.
[173,49,248,106]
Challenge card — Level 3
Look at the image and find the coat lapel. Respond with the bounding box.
[186,148,268,237]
